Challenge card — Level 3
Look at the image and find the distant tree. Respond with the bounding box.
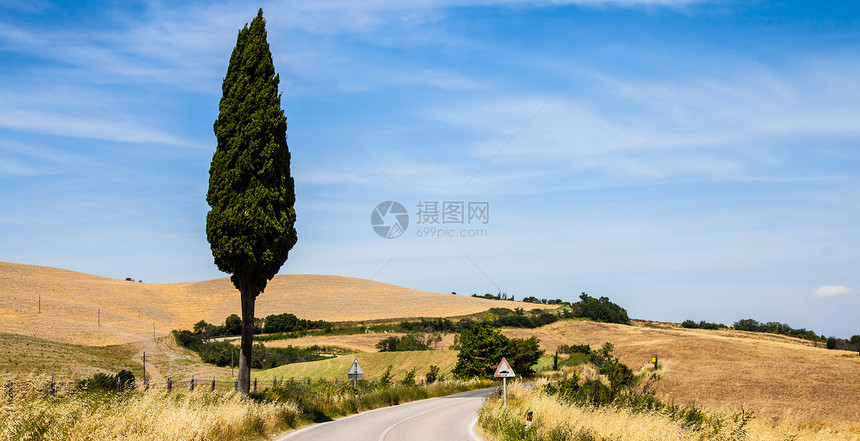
[574,293,631,325]
[225,314,242,335]
[207,9,297,394]
[826,337,838,350]
[453,323,543,379]
[850,335,860,346]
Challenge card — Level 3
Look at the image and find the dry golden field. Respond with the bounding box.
[0,260,550,346]
[504,320,860,431]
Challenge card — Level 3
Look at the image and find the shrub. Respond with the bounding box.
[80,369,135,392]
[425,365,441,384]
[376,333,435,352]
[571,293,630,325]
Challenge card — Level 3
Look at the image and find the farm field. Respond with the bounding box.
[257,350,460,384]
[1,261,858,432]
[503,320,860,430]
[0,260,551,346]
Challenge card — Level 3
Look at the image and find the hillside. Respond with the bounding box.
[0,261,552,346]
[504,320,860,429]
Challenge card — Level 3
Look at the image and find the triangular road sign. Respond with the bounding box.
[348,359,363,380]
[494,357,516,378]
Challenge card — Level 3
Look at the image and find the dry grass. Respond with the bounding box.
[479,383,860,441]
[0,333,138,378]
[0,261,552,346]
[0,375,299,441]
[503,320,860,431]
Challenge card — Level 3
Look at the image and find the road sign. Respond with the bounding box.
[494,357,516,378]
[348,359,363,380]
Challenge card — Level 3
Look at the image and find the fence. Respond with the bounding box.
[2,374,352,404]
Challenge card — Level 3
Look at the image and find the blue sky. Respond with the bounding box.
[1,0,857,337]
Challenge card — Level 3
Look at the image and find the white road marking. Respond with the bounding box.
[377,399,466,441]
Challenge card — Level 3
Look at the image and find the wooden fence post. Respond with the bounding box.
[190,375,195,391]
[211,377,215,392]
[5,379,12,403]
[167,377,172,391]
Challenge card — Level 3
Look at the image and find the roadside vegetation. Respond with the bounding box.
[479,342,858,441]
[0,372,492,441]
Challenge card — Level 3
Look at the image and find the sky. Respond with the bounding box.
[0,0,858,337]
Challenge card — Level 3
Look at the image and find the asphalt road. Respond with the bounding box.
[274,388,493,441]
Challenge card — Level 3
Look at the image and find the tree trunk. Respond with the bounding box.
[237,281,257,394]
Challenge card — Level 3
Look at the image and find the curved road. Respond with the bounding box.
[274,388,492,441]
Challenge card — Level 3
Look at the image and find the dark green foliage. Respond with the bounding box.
[207,9,297,293]
[425,365,441,384]
[402,368,417,386]
[851,335,860,345]
[249,342,326,369]
[379,365,394,386]
[681,320,725,330]
[826,337,838,349]
[571,293,630,325]
[732,318,822,341]
[453,323,511,379]
[557,344,591,355]
[506,336,544,377]
[375,333,435,352]
[199,340,235,366]
[521,296,567,305]
[263,313,331,334]
[173,329,325,369]
[453,323,544,379]
[225,314,242,335]
[80,370,135,392]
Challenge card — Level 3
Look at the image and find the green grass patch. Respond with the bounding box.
[254,350,459,383]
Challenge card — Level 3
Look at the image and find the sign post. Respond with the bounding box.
[494,357,516,408]
[348,358,363,399]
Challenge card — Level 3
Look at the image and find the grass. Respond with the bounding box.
[0,333,139,378]
[0,374,492,441]
[503,320,860,429]
[479,382,860,441]
[0,376,298,441]
[0,260,553,347]
[255,350,460,383]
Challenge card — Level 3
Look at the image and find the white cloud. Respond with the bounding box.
[813,285,854,298]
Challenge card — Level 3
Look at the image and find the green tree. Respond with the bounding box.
[452,323,509,379]
[225,314,242,335]
[207,9,297,394]
[453,323,543,379]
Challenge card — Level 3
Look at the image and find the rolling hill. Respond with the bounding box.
[0,261,552,346]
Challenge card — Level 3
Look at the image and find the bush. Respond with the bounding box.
[80,369,135,392]
[199,340,235,367]
[425,365,441,384]
[453,323,544,379]
[376,333,437,352]
[571,293,630,325]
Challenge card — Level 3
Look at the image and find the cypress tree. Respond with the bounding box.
[207,9,297,394]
